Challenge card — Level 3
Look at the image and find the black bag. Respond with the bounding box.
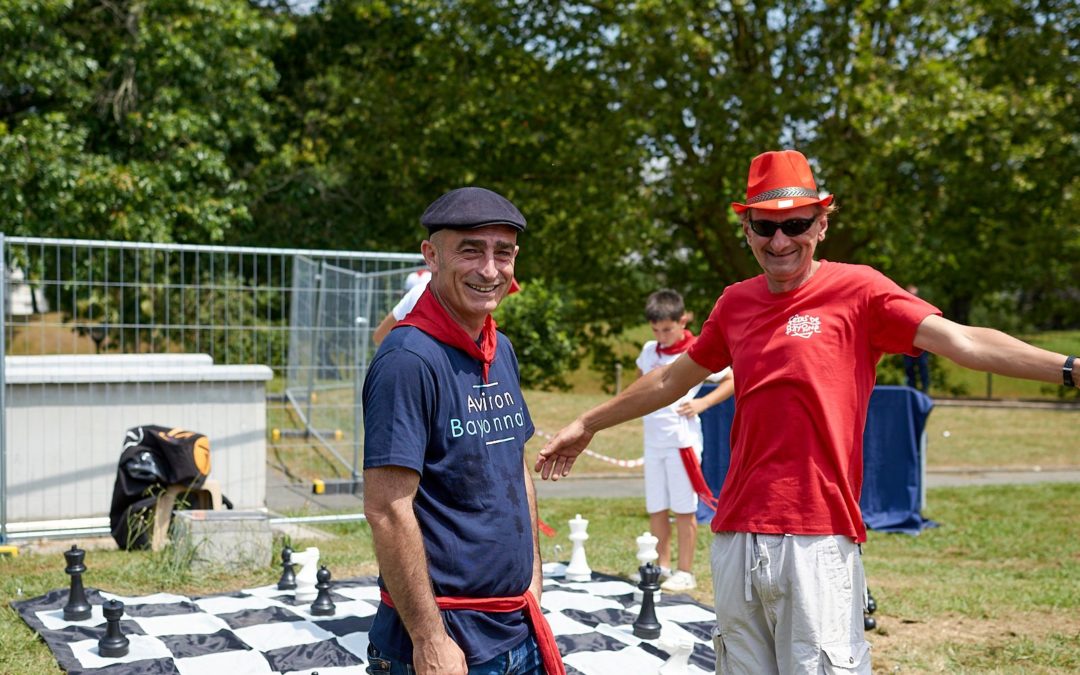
[109,425,211,550]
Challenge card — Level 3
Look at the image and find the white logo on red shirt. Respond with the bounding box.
[786,313,822,339]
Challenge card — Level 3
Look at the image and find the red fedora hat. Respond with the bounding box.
[731,150,833,214]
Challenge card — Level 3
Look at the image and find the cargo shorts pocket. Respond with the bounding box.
[712,627,727,673]
[820,640,871,674]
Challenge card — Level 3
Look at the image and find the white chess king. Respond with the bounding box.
[564,513,592,582]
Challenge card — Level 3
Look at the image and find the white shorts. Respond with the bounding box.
[710,532,872,674]
[644,444,698,514]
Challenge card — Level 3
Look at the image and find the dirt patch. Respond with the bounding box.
[869,610,1080,672]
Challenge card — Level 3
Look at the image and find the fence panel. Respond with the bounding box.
[1,236,423,538]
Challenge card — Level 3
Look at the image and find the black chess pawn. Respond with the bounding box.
[277,546,297,591]
[63,545,92,621]
[310,565,336,616]
[632,562,662,640]
[98,599,129,658]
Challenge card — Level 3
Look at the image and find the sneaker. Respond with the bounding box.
[631,565,671,582]
[660,570,696,592]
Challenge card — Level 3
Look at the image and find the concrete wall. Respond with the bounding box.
[4,354,271,522]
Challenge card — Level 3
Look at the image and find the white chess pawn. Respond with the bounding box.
[292,547,321,603]
[564,513,592,582]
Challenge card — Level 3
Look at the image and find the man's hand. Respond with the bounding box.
[676,398,708,418]
[534,419,592,480]
[413,633,468,675]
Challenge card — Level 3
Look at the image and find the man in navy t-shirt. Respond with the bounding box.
[363,187,561,675]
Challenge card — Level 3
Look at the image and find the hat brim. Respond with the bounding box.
[731,194,833,214]
[425,219,526,233]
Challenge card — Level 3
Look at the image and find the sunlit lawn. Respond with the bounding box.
[3,484,1078,673]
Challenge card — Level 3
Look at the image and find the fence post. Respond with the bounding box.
[985,372,993,399]
[614,362,623,395]
[0,232,7,544]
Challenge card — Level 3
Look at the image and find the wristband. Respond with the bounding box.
[1066,355,1077,388]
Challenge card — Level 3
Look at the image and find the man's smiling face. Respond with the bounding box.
[742,204,827,293]
[422,225,519,336]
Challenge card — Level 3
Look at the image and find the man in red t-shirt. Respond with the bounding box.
[535,150,1079,674]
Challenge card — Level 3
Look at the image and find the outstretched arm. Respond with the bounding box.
[914,314,1077,387]
[534,354,712,480]
[677,371,735,418]
[364,466,467,675]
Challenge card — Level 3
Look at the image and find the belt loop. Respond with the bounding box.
[744,533,753,602]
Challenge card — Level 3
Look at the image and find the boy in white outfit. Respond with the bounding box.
[636,289,733,592]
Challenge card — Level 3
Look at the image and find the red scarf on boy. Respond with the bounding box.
[656,329,718,510]
[395,287,499,382]
[657,329,695,356]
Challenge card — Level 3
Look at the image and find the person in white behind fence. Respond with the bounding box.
[372,270,431,345]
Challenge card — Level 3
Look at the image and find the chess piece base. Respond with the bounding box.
[98,639,130,658]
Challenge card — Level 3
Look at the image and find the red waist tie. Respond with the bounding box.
[678,446,719,510]
[379,589,565,675]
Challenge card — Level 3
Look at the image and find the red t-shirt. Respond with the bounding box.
[687,261,940,542]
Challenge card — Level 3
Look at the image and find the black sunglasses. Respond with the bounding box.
[749,216,817,238]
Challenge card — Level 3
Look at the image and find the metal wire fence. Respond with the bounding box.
[0,235,423,540]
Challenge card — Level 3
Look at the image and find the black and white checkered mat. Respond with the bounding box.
[12,563,717,674]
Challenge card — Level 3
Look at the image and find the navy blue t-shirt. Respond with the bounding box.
[362,325,535,665]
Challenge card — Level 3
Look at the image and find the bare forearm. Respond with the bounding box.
[581,361,704,433]
[365,496,444,643]
[369,514,443,640]
[535,356,712,480]
[523,459,542,600]
[915,317,1073,386]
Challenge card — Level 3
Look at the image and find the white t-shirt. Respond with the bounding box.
[392,275,431,321]
[636,341,730,450]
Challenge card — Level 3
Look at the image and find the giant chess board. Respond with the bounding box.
[12,563,717,674]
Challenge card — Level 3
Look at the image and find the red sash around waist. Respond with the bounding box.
[379,589,565,675]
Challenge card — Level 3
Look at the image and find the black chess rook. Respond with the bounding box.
[278,546,297,591]
[310,565,336,616]
[632,562,662,640]
[62,545,92,622]
[98,599,129,658]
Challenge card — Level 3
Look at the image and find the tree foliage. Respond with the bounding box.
[3,0,1078,381]
[493,278,579,391]
[0,0,279,242]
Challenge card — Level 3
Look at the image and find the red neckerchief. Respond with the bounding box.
[396,287,499,382]
[380,590,566,675]
[657,329,695,356]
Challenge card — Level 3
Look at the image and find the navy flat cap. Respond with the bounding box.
[420,187,526,233]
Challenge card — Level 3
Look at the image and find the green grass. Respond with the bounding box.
[863,483,1080,672]
[925,407,1080,468]
[4,485,1078,672]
